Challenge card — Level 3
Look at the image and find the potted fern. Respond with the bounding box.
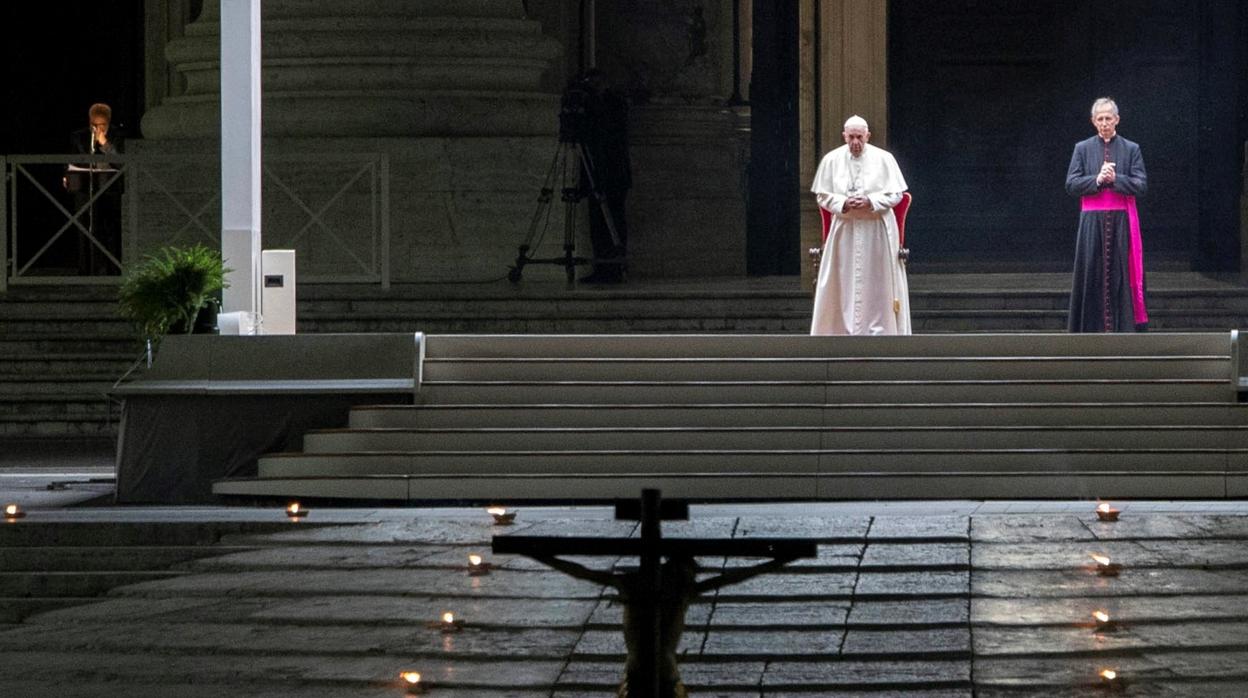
[118,244,230,343]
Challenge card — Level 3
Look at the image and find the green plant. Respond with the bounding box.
[118,244,230,341]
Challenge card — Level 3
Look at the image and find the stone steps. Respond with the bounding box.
[287,279,1248,334]
[0,379,118,394]
[0,570,187,598]
[215,332,1248,501]
[255,449,1243,476]
[6,274,1248,440]
[0,546,254,573]
[350,402,1248,428]
[422,356,1233,381]
[303,425,1248,452]
[415,380,1230,403]
[6,508,1248,695]
[0,287,136,437]
[0,355,135,375]
[0,522,286,624]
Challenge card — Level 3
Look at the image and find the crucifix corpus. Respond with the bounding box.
[492,489,818,698]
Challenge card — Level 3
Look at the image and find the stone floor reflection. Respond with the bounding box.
[4,498,1248,696]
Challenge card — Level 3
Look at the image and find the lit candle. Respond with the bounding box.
[428,611,463,633]
[467,553,491,576]
[1099,668,1124,691]
[1095,503,1120,522]
[3,504,25,521]
[1091,554,1121,577]
[1092,610,1117,632]
[285,502,308,519]
[486,506,516,525]
[399,670,424,694]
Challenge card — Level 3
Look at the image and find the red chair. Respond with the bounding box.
[810,192,912,287]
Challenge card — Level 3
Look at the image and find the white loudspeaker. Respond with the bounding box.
[260,249,296,335]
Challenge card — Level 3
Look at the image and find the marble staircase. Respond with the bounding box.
[4,272,1248,440]
[0,286,136,439]
[213,332,1248,501]
[0,521,288,625]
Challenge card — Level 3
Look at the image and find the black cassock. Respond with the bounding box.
[1065,134,1147,332]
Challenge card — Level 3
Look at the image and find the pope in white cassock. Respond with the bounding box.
[810,115,911,336]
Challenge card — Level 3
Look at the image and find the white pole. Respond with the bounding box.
[219,0,261,328]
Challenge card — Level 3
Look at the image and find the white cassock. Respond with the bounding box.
[810,143,911,336]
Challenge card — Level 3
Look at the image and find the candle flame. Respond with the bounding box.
[441,611,455,624]
[400,671,422,684]
[1094,610,1110,623]
[486,507,507,516]
[1091,553,1111,565]
[287,503,301,514]
[468,554,482,566]
[1101,669,1117,680]
[3,504,16,516]
[1097,503,1111,514]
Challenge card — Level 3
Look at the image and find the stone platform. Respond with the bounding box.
[5,271,1248,444]
[4,501,1248,696]
[212,330,1248,503]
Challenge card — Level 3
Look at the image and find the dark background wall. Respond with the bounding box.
[747,1,800,276]
[890,0,1247,272]
[3,1,1244,276]
[1,1,146,153]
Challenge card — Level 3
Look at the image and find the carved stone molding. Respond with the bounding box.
[142,0,561,139]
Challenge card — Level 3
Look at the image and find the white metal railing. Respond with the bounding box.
[2,152,390,290]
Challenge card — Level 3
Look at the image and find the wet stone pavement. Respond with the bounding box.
[3,506,1248,696]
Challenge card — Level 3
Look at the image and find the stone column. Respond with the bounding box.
[143,0,195,113]
[142,0,560,139]
[798,0,888,288]
[594,0,751,278]
[136,0,568,284]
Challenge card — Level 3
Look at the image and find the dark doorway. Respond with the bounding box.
[1,1,145,271]
[1,1,146,153]
[746,1,800,276]
[890,0,1245,272]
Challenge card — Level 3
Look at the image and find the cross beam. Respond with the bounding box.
[492,536,816,558]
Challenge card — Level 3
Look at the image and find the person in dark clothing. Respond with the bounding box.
[65,102,125,276]
[1066,97,1148,332]
[576,69,632,285]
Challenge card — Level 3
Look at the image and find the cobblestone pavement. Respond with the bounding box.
[4,500,1248,696]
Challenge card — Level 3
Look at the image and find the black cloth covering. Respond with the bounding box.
[115,393,403,504]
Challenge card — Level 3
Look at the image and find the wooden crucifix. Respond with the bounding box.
[492,489,818,698]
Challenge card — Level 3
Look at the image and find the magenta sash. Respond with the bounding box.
[1081,190,1147,325]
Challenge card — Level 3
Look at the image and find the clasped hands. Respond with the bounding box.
[841,195,871,213]
[1095,162,1116,186]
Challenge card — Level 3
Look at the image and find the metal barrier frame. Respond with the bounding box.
[2,151,390,290]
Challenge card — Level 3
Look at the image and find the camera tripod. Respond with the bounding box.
[508,138,622,284]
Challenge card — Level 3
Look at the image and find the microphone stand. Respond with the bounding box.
[87,127,96,273]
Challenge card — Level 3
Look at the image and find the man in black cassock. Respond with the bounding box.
[1065,97,1147,332]
[65,102,125,276]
